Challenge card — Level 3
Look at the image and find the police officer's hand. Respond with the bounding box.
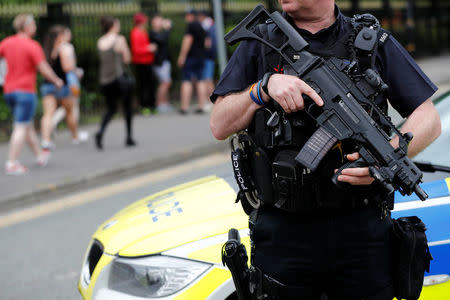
[262,74,323,113]
[336,152,375,185]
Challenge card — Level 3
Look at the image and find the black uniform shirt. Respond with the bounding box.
[211,7,437,118]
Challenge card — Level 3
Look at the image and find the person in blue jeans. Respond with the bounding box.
[0,14,62,175]
[198,11,217,110]
[177,9,210,114]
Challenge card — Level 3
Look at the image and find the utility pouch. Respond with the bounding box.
[272,150,319,212]
[272,150,301,211]
[391,216,433,300]
[249,143,274,206]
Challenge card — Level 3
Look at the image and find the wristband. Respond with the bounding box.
[256,80,264,105]
[261,72,274,97]
[249,82,263,105]
[249,83,260,105]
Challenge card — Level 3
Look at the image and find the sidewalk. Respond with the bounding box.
[0,112,227,212]
[1,54,449,212]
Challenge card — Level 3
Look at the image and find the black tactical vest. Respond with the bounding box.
[242,13,392,213]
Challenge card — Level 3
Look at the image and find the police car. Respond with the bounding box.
[78,93,450,300]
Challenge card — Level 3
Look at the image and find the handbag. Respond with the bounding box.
[118,64,135,92]
[391,216,433,300]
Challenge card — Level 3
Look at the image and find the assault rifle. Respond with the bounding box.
[225,5,428,200]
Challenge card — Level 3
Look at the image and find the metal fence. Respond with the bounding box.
[0,0,449,137]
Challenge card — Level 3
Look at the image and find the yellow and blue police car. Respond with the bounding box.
[77,172,450,299]
[79,92,450,299]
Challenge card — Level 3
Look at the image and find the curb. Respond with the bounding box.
[0,141,229,213]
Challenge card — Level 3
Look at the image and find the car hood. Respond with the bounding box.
[93,176,248,257]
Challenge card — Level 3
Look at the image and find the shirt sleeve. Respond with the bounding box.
[210,40,263,102]
[377,35,437,118]
[31,42,45,66]
[186,23,194,36]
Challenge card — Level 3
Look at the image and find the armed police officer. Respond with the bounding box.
[211,0,441,299]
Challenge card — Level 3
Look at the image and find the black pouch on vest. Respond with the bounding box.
[249,144,274,206]
[391,216,433,300]
[271,150,319,212]
[272,150,301,211]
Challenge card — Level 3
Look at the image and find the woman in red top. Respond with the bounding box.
[0,14,62,175]
[130,12,157,112]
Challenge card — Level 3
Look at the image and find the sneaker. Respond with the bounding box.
[41,140,55,151]
[195,108,205,114]
[202,103,213,113]
[5,161,28,175]
[95,132,103,150]
[179,109,188,115]
[125,138,137,147]
[37,150,51,167]
[141,108,151,116]
[78,131,89,142]
[72,139,80,146]
[156,104,174,114]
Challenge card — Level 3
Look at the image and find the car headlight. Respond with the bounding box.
[423,274,450,286]
[108,255,212,298]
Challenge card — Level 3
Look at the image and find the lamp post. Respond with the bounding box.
[212,0,227,74]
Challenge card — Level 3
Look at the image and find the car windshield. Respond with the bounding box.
[414,91,450,167]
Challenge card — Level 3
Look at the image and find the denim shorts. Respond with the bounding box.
[66,71,80,88]
[182,57,205,81]
[4,92,37,124]
[202,59,215,80]
[40,83,70,99]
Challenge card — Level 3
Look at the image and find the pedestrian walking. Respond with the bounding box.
[177,9,210,114]
[95,16,136,150]
[40,25,80,150]
[130,12,157,114]
[0,14,63,175]
[150,14,173,114]
[51,27,89,143]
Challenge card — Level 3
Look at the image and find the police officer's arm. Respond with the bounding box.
[395,98,441,157]
[338,98,441,185]
[210,92,262,141]
[210,74,323,140]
